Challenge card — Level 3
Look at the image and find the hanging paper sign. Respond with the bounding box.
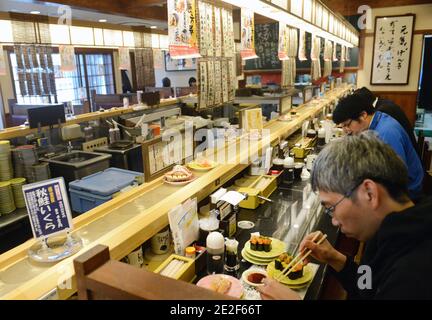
[168,0,201,59]
[118,47,131,70]
[59,45,76,72]
[214,7,222,57]
[22,177,74,240]
[324,40,332,61]
[240,8,258,60]
[340,46,346,62]
[278,24,289,60]
[310,35,317,61]
[298,29,307,61]
[0,45,6,75]
[153,49,164,69]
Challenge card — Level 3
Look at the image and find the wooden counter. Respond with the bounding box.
[0,98,180,141]
[0,86,352,299]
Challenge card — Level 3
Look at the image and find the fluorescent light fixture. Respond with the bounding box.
[221,0,358,48]
[99,19,107,23]
[150,26,157,29]
[30,11,40,15]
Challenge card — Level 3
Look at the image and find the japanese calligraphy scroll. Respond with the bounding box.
[59,45,76,72]
[371,14,415,85]
[196,2,236,109]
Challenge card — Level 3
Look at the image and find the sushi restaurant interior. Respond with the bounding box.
[0,0,431,302]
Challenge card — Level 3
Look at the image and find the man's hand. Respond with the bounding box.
[256,278,301,300]
[299,231,347,272]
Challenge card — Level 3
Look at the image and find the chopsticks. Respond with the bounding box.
[275,233,328,282]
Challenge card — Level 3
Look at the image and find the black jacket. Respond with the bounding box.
[376,99,419,156]
[331,197,432,299]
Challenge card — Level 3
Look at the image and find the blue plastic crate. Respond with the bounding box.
[69,167,143,213]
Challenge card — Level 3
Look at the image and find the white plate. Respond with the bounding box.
[242,269,268,287]
[163,175,196,186]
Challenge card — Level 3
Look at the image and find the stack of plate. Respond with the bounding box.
[12,145,38,183]
[0,141,13,181]
[0,181,16,215]
[10,178,26,208]
[32,162,51,182]
[266,262,314,289]
[241,237,286,265]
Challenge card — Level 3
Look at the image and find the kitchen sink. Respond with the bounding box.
[51,152,103,163]
[42,151,112,185]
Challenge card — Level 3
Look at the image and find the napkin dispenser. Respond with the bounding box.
[154,254,195,283]
[232,175,277,209]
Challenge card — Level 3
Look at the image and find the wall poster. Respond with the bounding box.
[240,8,258,60]
[168,0,201,59]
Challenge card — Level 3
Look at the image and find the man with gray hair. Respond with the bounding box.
[258,132,432,299]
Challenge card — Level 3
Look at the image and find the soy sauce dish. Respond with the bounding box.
[242,269,268,287]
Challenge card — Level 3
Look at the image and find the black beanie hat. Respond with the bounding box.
[333,93,375,125]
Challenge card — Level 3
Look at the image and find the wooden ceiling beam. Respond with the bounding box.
[41,0,168,21]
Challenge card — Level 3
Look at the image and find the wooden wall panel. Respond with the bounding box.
[373,91,418,126]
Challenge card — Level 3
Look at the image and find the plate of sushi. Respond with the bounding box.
[266,253,313,288]
[163,165,196,185]
[196,274,243,298]
[187,158,217,172]
[244,235,286,259]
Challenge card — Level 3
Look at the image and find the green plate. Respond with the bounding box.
[266,261,313,286]
[241,249,273,266]
[244,237,286,259]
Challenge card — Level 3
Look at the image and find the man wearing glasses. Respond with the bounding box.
[258,133,432,299]
[331,93,423,201]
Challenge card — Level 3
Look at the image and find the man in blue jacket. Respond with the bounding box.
[331,94,423,201]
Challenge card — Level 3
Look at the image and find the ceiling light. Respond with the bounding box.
[30,11,40,15]
[150,26,157,29]
[99,19,107,23]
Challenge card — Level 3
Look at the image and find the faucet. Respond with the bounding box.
[67,141,73,153]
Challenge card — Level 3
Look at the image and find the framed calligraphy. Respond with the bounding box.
[371,14,415,85]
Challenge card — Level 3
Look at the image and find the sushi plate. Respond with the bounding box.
[241,248,274,266]
[163,175,197,186]
[187,161,217,172]
[196,274,243,299]
[244,238,286,259]
[266,261,313,287]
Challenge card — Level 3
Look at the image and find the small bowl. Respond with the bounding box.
[242,269,268,287]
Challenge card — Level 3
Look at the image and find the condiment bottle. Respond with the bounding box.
[185,246,196,259]
[224,238,239,273]
[206,231,225,275]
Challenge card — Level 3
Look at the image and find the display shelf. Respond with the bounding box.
[0,98,180,141]
[0,208,28,230]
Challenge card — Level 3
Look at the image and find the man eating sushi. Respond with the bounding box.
[257,132,432,300]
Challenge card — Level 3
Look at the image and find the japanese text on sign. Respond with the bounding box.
[23,178,73,239]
